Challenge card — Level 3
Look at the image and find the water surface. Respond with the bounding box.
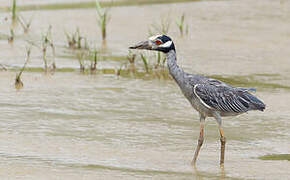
[0,0,290,179]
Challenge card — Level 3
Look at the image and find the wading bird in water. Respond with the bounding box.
[129,35,266,166]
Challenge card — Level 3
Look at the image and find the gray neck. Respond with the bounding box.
[166,50,185,85]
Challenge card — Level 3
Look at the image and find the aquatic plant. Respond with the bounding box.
[11,0,17,27]
[65,30,77,49]
[153,52,166,69]
[17,15,33,34]
[42,26,56,73]
[75,28,89,49]
[162,53,167,65]
[154,52,165,69]
[127,50,136,73]
[140,54,149,73]
[95,0,110,42]
[65,28,89,49]
[8,28,14,44]
[90,49,98,73]
[176,13,188,36]
[127,51,136,64]
[148,15,171,36]
[155,52,161,68]
[15,47,31,90]
[42,39,48,71]
[0,64,7,71]
[116,65,122,76]
[76,51,85,73]
[76,28,82,49]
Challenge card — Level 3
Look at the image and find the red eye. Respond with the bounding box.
[155,40,162,45]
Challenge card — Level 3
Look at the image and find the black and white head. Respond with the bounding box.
[129,35,175,53]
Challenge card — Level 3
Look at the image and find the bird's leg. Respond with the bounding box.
[191,114,205,165]
[214,114,226,167]
[219,126,226,167]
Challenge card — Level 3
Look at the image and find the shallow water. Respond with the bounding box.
[0,0,290,179]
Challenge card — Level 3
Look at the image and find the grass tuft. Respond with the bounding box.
[0,64,8,71]
[11,0,17,27]
[76,51,86,73]
[140,54,149,73]
[17,15,33,34]
[95,0,110,42]
[148,15,171,36]
[65,28,89,50]
[15,47,31,90]
[8,28,14,44]
[42,25,56,73]
[127,50,136,74]
[90,49,98,73]
[176,13,188,36]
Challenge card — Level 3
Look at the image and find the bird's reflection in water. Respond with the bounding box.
[191,164,226,180]
[192,165,204,180]
[220,165,226,180]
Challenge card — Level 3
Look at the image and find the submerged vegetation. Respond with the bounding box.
[259,154,290,161]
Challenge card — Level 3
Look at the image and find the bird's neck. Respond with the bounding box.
[166,50,185,85]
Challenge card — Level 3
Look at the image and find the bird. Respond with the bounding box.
[129,34,266,167]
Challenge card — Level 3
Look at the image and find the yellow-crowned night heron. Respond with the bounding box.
[129,35,266,166]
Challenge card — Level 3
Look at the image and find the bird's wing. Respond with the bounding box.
[193,83,264,113]
[206,78,233,88]
[206,78,257,92]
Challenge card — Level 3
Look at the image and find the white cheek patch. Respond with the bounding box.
[149,34,162,41]
[159,41,172,48]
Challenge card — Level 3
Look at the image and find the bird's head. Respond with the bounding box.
[129,35,175,53]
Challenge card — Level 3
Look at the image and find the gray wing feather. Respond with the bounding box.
[194,80,265,113]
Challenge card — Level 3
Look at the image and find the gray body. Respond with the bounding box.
[166,50,265,119]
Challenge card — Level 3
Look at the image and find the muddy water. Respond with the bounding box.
[0,0,290,179]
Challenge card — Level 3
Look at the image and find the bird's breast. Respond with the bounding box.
[179,84,214,117]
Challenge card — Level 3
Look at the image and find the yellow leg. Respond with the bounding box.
[219,127,226,167]
[192,115,205,165]
[213,113,226,167]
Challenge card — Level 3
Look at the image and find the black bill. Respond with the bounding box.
[129,41,152,50]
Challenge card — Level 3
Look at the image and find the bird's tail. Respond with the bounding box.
[243,92,266,111]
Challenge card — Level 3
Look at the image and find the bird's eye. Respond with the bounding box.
[155,40,162,45]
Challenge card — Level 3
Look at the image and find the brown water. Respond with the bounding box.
[0,0,290,179]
